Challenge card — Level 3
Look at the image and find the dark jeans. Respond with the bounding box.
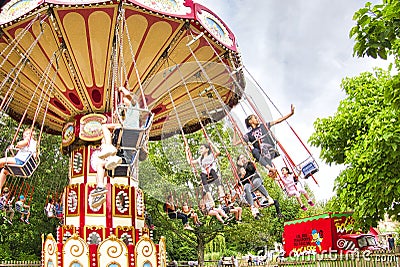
[252,148,272,168]
[168,212,188,225]
[200,169,220,192]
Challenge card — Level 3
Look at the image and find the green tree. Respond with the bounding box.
[351,0,400,108]
[0,115,68,260]
[309,69,400,228]
[141,121,311,265]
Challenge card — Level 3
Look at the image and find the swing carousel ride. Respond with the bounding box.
[0,0,319,266]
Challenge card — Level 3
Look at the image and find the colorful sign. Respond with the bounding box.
[0,0,43,24]
[79,114,106,141]
[62,122,75,147]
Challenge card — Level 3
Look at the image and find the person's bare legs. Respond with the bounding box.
[208,209,224,223]
[0,159,13,193]
[216,207,228,219]
[101,125,113,146]
[296,196,308,211]
[303,192,314,206]
[96,160,106,187]
[192,212,201,225]
[119,87,134,106]
[98,125,119,160]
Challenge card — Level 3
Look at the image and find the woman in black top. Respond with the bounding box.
[164,195,193,230]
[236,154,282,219]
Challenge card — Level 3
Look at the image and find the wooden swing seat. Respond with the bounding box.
[5,153,39,178]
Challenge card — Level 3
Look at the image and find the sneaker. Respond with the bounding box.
[301,205,308,211]
[24,219,30,224]
[260,200,273,208]
[226,215,235,222]
[91,195,106,209]
[268,168,277,178]
[105,155,122,170]
[251,206,259,218]
[277,213,284,219]
[90,187,108,197]
[184,224,194,231]
[98,144,117,159]
[5,218,12,225]
[20,217,24,222]
[237,219,242,224]
[223,220,230,225]
[308,201,315,207]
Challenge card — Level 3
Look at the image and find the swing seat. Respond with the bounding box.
[15,202,22,213]
[5,153,39,178]
[108,109,153,178]
[301,160,319,179]
[107,151,138,178]
[206,176,218,184]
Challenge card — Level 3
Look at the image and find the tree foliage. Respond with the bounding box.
[309,69,400,228]
[0,116,322,260]
[351,0,400,109]
[141,121,317,264]
[0,115,69,260]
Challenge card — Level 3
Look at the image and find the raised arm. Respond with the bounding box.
[185,145,198,165]
[15,137,29,149]
[232,132,245,146]
[210,142,221,157]
[270,104,295,126]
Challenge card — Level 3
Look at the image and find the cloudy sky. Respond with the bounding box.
[195,0,389,201]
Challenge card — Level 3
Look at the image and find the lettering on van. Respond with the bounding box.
[334,216,361,234]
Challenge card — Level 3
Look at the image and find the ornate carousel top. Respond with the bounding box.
[0,0,245,140]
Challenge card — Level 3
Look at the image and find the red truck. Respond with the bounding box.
[282,212,381,256]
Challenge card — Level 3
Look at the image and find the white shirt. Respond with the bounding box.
[15,138,37,162]
[196,153,217,174]
[46,203,55,217]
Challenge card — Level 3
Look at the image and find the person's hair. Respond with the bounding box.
[200,143,211,161]
[236,154,246,167]
[201,143,211,154]
[281,167,292,174]
[23,128,36,140]
[245,115,255,128]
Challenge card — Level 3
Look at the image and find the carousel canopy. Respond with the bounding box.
[0,0,244,139]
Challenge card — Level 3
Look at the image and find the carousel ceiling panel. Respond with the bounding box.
[63,13,94,87]
[150,82,231,135]
[134,21,173,75]
[122,14,148,66]
[9,91,65,127]
[88,12,112,88]
[54,5,119,111]
[156,96,227,139]
[123,8,184,91]
[0,0,244,137]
